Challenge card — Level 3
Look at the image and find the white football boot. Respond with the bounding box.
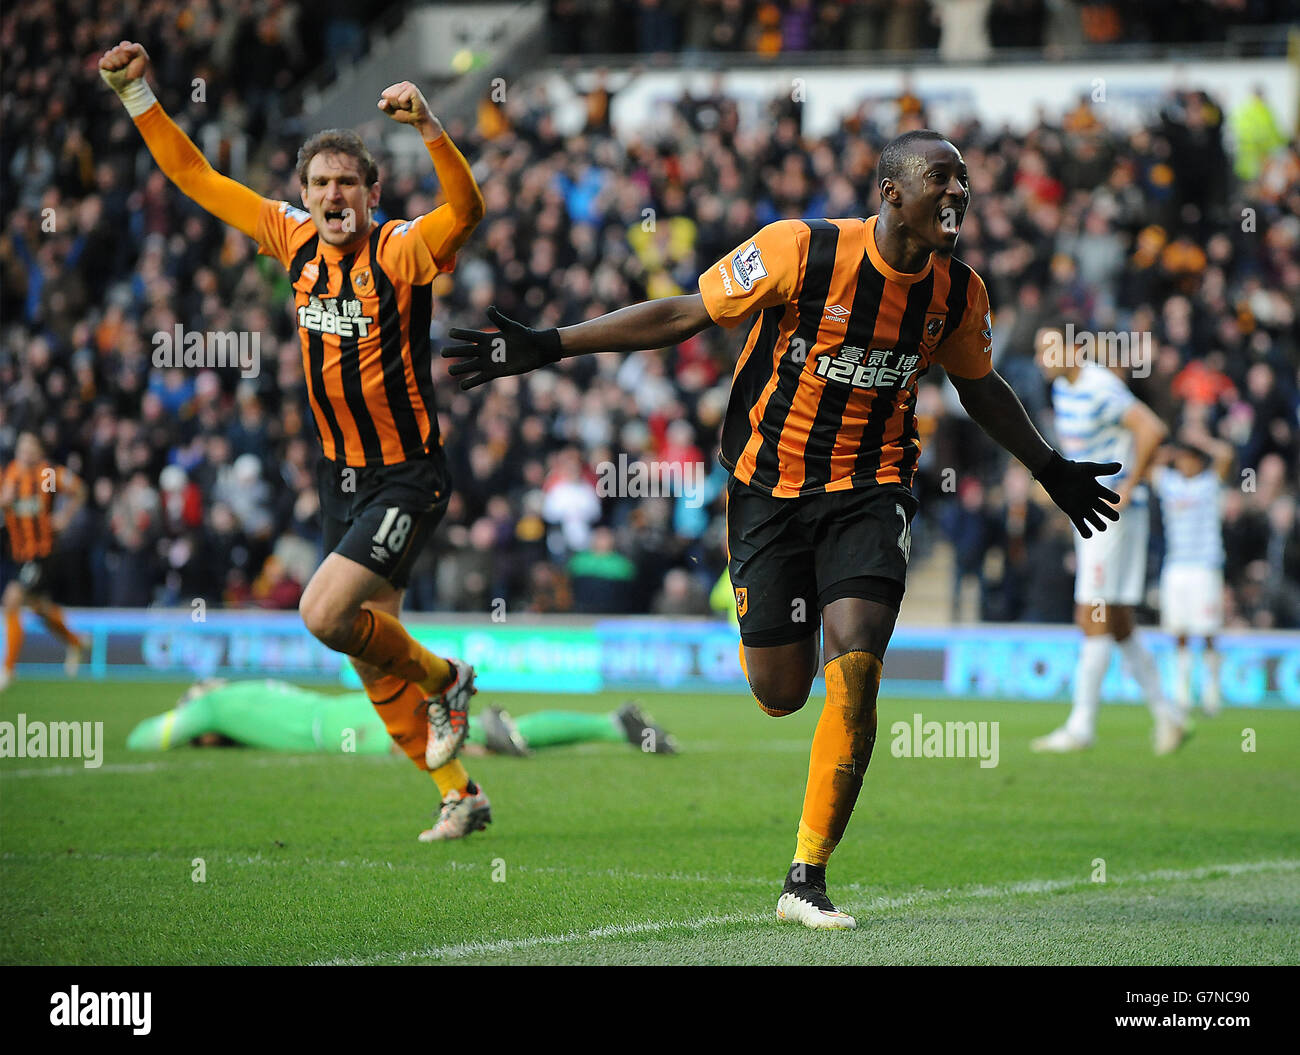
[425,658,476,770]
[776,863,857,930]
[418,783,492,842]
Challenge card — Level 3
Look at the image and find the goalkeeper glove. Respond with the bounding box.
[442,306,562,390]
[1033,450,1122,538]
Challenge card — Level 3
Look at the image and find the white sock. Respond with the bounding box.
[1174,645,1193,714]
[1065,635,1112,742]
[1117,634,1175,724]
[1203,648,1221,708]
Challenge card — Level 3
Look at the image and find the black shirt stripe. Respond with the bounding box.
[800,238,887,490]
[305,255,347,461]
[336,253,386,464]
[945,260,974,335]
[407,282,437,451]
[720,305,783,470]
[850,270,935,483]
[368,226,429,457]
[751,219,839,488]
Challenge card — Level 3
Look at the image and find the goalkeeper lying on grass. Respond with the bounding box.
[127,680,677,762]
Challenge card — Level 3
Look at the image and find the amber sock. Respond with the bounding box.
[340,609,453,696]
[37,604,80,647]
[4,609,22,671]
[430,759,471,798]
[368,677,430,769]
[794,651,882,868]
[366,675,471,796]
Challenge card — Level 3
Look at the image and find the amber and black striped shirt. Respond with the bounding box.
[2,462,73,562]
[699,216,992,497]
[260,202,447,467]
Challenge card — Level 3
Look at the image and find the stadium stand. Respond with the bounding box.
[1,0,1297,628]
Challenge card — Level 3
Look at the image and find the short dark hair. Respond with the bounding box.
[296,129,379,188]
[877,129,951,189]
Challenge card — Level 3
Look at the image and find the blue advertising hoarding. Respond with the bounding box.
[7,610,1299,708]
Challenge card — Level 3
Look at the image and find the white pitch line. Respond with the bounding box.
[311,858,1300,966]
[0,753,388,778]
[315,912,772,965]
[0,741,810,776]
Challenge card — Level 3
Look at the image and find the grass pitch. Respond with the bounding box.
[1,680,1296,965]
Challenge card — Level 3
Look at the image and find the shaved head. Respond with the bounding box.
[877,129,952,190]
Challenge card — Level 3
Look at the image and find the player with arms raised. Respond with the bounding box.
[1152,429,1233,717]
[100,42,489,841]
[443,130,1122,927]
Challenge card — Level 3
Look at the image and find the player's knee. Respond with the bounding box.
[299,592,353,650]
[748,676,810,717]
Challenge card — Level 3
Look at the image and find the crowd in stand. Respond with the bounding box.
[1,0,1297,627]
[547,0,1294,59]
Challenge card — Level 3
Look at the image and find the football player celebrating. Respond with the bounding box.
[443,130,1122,926]
[100,41,489,841]
[0,432,89,690]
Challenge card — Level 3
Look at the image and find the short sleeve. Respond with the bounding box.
[934,271,993,380]
[697,221,803,329]
[376,217,443,284]
[1104,374,1137,423]
[256,200,314,269]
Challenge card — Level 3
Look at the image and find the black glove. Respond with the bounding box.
[1033,450,1122,538]
[441,306,562,391]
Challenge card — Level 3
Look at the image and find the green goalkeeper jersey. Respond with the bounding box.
[126,680,392,755]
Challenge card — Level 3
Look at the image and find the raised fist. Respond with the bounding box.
[99,41,151,93]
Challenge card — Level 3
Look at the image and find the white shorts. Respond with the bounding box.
[1074,505,1149,606]
[1160,565,1224,635]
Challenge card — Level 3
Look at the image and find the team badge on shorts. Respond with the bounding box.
[735,587,748,618]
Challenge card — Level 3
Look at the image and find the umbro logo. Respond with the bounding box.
[824,304,850,324]
[371,544,390,564]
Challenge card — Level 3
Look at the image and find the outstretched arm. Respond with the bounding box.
[377,81,485,264]
[99,41,263,238]
[948,369,1122,538]
[557,295,714,355]
[442,295,714,388]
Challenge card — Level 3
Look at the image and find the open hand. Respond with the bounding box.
[441,307,563,391]
[1034,451,1122,538]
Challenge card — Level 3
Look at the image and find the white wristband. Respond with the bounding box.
[115,79,158,118]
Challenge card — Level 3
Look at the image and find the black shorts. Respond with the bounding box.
[726,477,917,647]
[16,558,50,597]
[316,451,450,590]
